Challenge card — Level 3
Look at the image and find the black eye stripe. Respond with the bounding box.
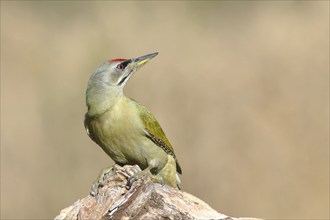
[117,60,131,70]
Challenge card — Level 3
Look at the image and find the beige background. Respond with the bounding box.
[1,1,329,219]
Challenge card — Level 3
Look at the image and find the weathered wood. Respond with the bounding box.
[55,165,260,220]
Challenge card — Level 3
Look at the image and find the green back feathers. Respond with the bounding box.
[130,98,182,174]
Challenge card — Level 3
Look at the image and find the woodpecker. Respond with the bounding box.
[84,52,182,188]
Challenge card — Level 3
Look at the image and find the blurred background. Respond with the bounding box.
[1,1,329,219]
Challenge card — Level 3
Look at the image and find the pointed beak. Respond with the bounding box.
[132,52,159,67]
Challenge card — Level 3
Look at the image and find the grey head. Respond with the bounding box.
[86,52,158,115]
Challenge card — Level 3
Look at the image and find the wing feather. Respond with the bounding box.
[131,98,182,174]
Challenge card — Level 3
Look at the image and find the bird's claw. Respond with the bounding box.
[126,168,164,189]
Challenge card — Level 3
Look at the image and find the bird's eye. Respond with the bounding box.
[117,64,125,70]
[116,60,131,71]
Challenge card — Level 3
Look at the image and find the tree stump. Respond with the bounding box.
[55,165,261,220]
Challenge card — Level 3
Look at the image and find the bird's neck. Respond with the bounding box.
[86,82,124,116]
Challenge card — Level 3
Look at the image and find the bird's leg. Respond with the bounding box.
[146,159,166,185]
[127,159,165,188]
[127,155,179,189]
[127,168,164,188]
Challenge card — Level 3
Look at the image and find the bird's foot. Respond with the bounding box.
[127,168,164,189]
[90,166,115,196]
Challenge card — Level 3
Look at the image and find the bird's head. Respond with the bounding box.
[86,52,158,115]
[88,52,159,89]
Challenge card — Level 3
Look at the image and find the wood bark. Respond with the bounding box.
[55,165,261,220]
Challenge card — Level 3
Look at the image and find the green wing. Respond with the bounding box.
[131,98,182,174]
